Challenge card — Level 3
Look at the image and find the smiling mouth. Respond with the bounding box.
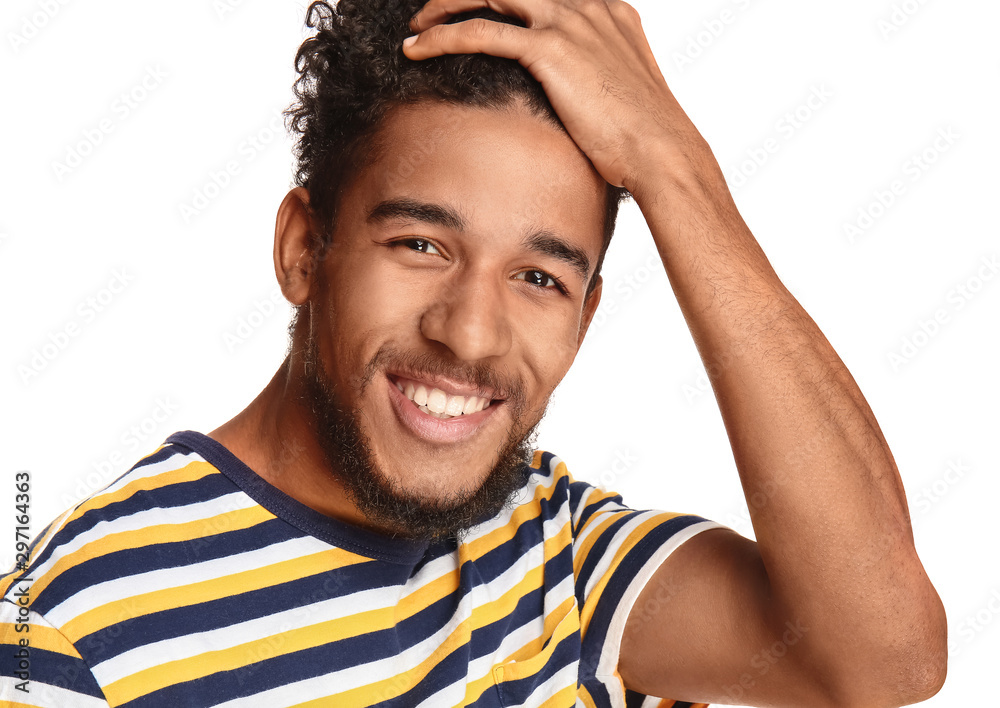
[390,375,496,420]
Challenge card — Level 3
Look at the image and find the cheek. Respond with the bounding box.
[517,309,582,397]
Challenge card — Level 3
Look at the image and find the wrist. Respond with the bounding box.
[622,132,731,211]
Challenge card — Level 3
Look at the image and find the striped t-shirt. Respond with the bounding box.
[1,431,718,707]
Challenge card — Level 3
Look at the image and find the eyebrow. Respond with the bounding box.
[521,232,591,283]
[367,197,591,282]
[367,198,466,233]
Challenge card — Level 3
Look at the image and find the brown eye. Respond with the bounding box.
[516,270,558,288]
[399,238,441,255]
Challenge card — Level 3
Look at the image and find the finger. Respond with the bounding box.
[410,0,549,32]
[403,17,535,62]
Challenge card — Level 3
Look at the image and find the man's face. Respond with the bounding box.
[300,100,606,539]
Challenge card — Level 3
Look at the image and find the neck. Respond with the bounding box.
[208,357,371,529]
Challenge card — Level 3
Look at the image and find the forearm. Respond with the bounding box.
[629,140,946,698]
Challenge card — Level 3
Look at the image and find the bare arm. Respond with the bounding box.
[403,1,947,704]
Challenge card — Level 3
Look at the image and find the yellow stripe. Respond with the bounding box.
[537,684,578,707]
[573,511,621,580]
[62,538,357,641]
[27,460,223,599]
[284,617,473,708]
[0,505,80,598]
[579,514,677,638]
[577,684,599,708]
[1,447,176,598]
[106,527,565,704]
[501,595,577,667]
[456,573,578,705]
[0,620,80,657]
[72,458,217,517]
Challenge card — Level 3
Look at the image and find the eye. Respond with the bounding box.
[397,238,442,255]
[515,269,562,290]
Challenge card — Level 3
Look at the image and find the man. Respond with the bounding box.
[1,0,946,706]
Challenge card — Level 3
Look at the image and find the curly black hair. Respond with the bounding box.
[286,0,629,294]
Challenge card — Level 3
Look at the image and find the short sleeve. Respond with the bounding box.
[565,468,720,707]
[1,601,111,708]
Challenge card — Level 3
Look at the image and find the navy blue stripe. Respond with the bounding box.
[31,485,275,615]
[0,639,106,699]
[376,640,474,707]
[168,431,432,565]
[624,688,646,707]
[572,485,625,536]
[73,528,373,663]
[497,627,579,705]
[27,464,234,578]
[574,511,636,607]
[467,582,546,661]
[470,514,545,587]
[579,515,708,688]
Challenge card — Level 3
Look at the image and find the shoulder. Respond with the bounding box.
[0,437,235,611]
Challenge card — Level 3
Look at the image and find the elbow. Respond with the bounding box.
[828,596,949,707]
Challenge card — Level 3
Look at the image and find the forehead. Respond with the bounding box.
[345,100,607,256]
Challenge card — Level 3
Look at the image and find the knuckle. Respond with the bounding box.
[610,1,642,25]
[468,16,502,40]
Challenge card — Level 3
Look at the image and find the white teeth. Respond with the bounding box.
[445,395,465,416]
[427,388,448,414]
[396,377,495,419]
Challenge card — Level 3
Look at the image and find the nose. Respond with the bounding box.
[419,272,513,362]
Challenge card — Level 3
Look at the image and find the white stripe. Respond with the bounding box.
[92,528,563,684]
[207,585,478,707]
[593,519,723,707]
[47,529,320,627]
[91,578,403,683]
[516,659,579,707]
[580,510,660,602]
[206,537,578,707]
[0,677,110,708]
[8,451,194,582]
[28,461,245,588]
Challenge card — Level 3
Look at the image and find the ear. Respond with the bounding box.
[577,275,603,348]
[274,187,316,307]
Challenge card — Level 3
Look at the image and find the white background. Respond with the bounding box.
[1,0,997,705]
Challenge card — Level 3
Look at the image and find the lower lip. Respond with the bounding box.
[386,376,500,444]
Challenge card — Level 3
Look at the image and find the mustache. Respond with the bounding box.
[359,345,527,409]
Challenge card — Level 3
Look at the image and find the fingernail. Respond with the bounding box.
[403,35,417,48]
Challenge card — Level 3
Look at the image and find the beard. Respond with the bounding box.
[300,336,542,542]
